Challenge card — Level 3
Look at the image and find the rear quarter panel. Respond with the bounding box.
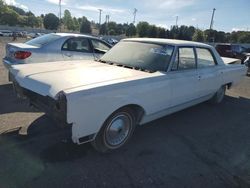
[222,64,247,87]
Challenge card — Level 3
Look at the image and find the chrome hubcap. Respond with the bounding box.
[105,113,131,147]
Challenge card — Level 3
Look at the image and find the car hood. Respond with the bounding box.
[10,60,156,98]
[221,57,241,64]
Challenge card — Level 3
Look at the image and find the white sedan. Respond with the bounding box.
[10,38,247,152]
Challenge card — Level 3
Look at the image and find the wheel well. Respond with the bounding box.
[117,104,145,124]
[93,104,145,141]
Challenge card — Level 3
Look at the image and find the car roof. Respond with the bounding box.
[123,38,211,48]
[55,33,99,39]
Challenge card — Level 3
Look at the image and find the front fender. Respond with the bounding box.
[65,91,143,143]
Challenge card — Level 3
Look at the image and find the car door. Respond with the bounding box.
[90,39,111,60]
[61,37,94,60]
[195,47,223,97]
[168,47,199,107]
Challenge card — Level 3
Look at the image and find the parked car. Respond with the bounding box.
[244,56,250,75]
[215,44,250,63]
[107,38,119,45]
[10,38,247,152]
[100,37,119,46]
[0,30,13,37]
[3,33,112,71]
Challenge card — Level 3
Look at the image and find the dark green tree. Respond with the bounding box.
[116,23,124,35]
[137,22,150,37]
[238,32,250,43]
[72,17,79,31]
[0,8,19,26]
[80,16,91,34]
[126,23,136,36]
[63,9,74,30]
[148,25,158,38]
[43,13,59,30]
[107,22,117,35]
[99,23,107,35]
[8,5,25,15]
[157,27,166,38]
[109,29,115,35]
[192,29,205,42]
[27,14,39,28]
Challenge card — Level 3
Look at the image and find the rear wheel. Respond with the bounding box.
[91,107,136,153]
[210,85,226,104]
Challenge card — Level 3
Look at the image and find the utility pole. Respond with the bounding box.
[98,9,103,35]
[106,15,110,24]
[175,16,178,27]
[209,8,216,30]
[133,8,137,24]
[59,0,62,32]
[105,15,110,35]
[98,9,102,27]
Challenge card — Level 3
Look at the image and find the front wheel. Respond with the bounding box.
[91,108,136,153]
[210,85,226,104]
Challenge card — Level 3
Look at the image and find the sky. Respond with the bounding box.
[3,0,250,32]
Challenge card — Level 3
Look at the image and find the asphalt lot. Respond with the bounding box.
[0,37,250,188]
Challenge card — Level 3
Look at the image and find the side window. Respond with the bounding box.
[62,38,91,53]
[172,47,196,71]
[196,48,216,68]
[91,39,110,53]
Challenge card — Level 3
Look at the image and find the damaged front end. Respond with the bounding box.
[12,77,72,139]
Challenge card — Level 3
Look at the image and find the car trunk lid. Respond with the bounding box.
[5,43,38,64]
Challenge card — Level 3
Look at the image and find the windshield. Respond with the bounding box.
[26,33,61,47]
[100,41,174,72]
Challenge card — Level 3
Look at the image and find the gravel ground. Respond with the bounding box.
[0,37,250,188]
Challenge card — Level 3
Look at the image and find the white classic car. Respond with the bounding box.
[10,38,247,152]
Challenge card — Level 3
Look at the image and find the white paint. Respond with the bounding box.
[10,39,247,144]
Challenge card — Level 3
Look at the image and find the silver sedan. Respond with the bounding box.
[3,33,112,70]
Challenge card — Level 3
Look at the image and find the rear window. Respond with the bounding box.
[26,33,61,47]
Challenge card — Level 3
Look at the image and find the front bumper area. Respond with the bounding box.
[12,78,72,139]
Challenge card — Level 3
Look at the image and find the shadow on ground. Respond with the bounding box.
[0,83,39,114]
[0,94,250,188]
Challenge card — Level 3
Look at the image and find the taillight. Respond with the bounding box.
[14,51,32,59]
